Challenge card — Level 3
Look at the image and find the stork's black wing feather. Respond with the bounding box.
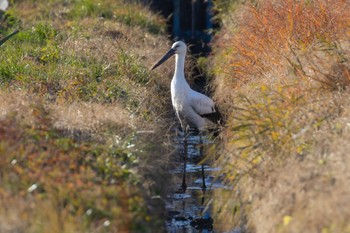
[200,106,224,125]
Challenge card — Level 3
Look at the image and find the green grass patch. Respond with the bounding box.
[0,0,170,232]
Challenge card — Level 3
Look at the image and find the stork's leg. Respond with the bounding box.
[181,127,188,192]
[201,188,206,205]
[199,132,207,190]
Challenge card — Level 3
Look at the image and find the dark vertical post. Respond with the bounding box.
[191,0,195,39]
[205,0,213,43]
[173,0,180,39]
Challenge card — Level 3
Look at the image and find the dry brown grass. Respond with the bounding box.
[0,90,131,133]
[244,96,350,233]
[213,0,350,99]
[210,0,350,232]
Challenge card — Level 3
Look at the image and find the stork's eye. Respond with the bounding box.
[174,44,180,49]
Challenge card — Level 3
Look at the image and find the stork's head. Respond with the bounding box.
[171,41,187,55]
[150,41,187,70]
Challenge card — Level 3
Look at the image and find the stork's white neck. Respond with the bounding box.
[171,51,191,98]
[174,53,187,83]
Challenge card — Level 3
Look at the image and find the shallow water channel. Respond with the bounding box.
[165,129,233,233]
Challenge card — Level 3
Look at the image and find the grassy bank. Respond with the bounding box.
[211,0,350,232]
[0,1,173,232]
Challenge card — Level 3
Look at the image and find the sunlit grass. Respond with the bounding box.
[211,0,350,232]
[213,0,350,169]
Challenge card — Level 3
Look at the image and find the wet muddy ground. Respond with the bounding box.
[165,129,234,233]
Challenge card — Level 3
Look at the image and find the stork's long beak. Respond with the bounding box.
[150,48,176,70]
[0,29,19,46]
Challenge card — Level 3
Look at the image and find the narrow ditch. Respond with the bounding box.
[145,1,237,232]
[165,129,231,232]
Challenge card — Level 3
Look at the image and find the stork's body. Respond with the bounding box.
[152,41,217,132]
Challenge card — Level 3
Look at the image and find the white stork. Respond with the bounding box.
[151,41,220,190]
[151,41,219,133]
